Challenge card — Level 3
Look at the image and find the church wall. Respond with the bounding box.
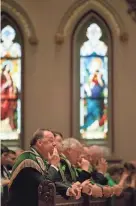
[13,0,136,160]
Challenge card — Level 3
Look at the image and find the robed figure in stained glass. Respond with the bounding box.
[80,23,108,140]
[0,24,22,140]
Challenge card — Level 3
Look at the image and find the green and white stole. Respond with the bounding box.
[9,148,47,188]
[60,154,78,182]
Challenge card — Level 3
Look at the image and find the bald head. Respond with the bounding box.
[62,138,82,151]
[89,145,103,164]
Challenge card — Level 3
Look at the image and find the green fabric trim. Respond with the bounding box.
[9,148,48,188]
[12,148,48,174]
[58,164,67,182]
[60,155,78,182]
[105,173,117,186]
[12,151,35,173]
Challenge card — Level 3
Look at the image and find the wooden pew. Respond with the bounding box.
[56,196,108,206]
[56,195,84,206]
[38,180,56,206]
[88,197,108,206]
[38,181,136,206]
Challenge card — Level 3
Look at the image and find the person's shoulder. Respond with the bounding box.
[12,151,35,172]
[16,151,32,161]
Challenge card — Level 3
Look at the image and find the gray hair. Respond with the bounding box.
[30,128,45,147]
[89,145,104,157]
[62,138,82,151]
[90,145,110,158]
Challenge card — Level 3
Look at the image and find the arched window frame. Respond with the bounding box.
[1,12,24,147]
[71,11,113,150]
[1,0,38,149]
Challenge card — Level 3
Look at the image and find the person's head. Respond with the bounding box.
[89,145,103,165]
[124,162,136,175]
[30,129,56,159]
[89,58,102,74]
[7,150,16,166]
[62,138,82,165]
[1,144,9,165]
[108,165,123,183]
[52,131,63,154]
[79,146,90,160]
[130,161,136,168]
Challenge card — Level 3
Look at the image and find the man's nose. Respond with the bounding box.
[53,141,56,147]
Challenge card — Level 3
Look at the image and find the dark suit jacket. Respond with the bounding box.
[60,158,91,183]
[91,170,108,185]
[60,158,108,185]
[7,166,69,206]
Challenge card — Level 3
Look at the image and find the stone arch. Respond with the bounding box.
[55,0,128,44]
[1,0,38,45]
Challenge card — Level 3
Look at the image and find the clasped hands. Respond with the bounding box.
[68,180,103,199]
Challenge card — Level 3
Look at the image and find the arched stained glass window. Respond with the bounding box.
[72,13,112,144]
[0,13,23,140]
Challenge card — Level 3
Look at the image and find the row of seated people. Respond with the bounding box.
[1,145,24,205]
[1,145,24,187]
[1,129,136,206]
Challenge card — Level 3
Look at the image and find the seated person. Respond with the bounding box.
[6,150,16,172]
[7,129,81,206]
[1,144,11,205]
[88,145,108,185]
[52,131,93,196]
[106,164,124,186]
[123,162,136,189]
[54,135,109,197]
[1,144,11,180]
[85,145,123,196]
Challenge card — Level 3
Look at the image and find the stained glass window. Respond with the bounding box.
[0,14,23,140]
[80,23,108,140]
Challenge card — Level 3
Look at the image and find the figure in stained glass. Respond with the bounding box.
[0,21,22,140]
[80,23,108,139]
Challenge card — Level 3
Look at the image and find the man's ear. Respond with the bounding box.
[36,139,42,147]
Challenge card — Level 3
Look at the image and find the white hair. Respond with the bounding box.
[62,138,82,151]
[89,145,103,157]
[90,145,110,158]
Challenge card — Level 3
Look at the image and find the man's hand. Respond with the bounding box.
[48,147,60,167]
[112,185,123,196]
[96,158,108,174]
[68,186,81,200]
[103,186,112,197]
[78,158,90,172]
[118,171,130,187]
[81,180,92,195]
[121,171,130,180]
[91,184,103,197]
[72,182,82,190]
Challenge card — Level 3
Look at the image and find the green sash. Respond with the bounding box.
[60,154,78,182]
[105,173,117,186]
[58,163,67,182]
[9,147,47,188]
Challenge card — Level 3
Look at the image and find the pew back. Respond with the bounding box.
[38,181,136,206]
